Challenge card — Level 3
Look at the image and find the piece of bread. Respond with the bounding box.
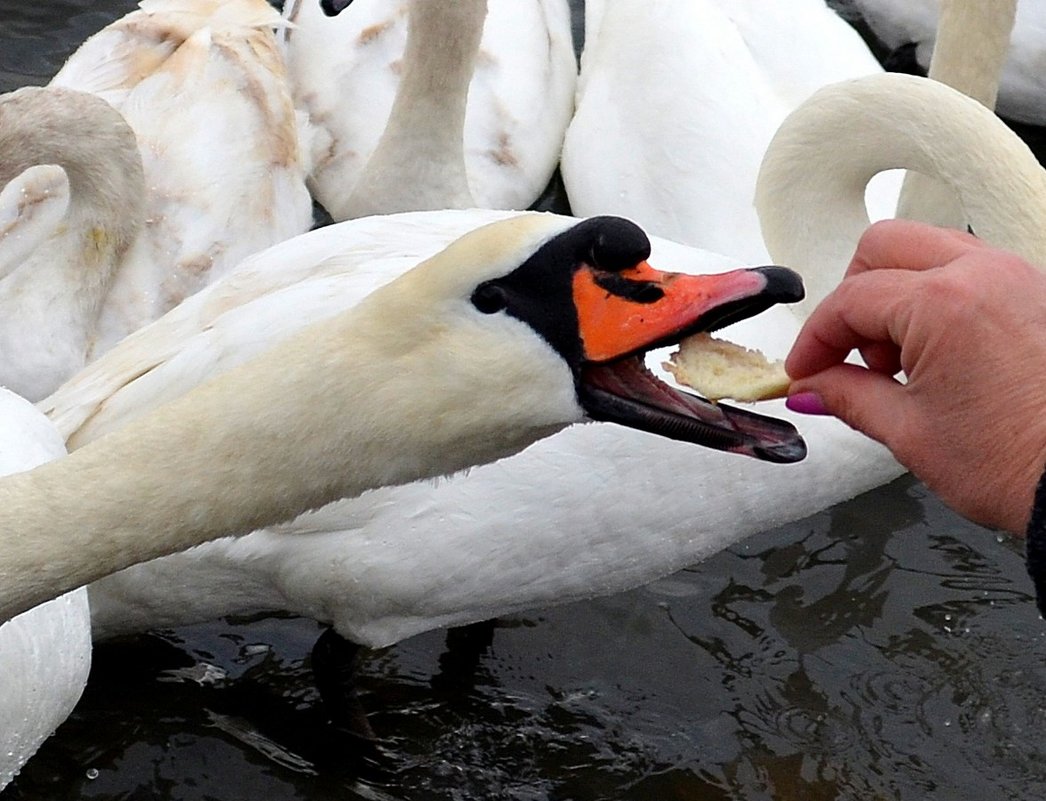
[664,333,790,402]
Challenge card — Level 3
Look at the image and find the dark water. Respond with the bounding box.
[5,2,1046,799]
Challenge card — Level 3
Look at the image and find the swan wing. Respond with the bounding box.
[42,210,524,444]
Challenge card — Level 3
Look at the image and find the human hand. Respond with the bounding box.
[785,219,1046,536]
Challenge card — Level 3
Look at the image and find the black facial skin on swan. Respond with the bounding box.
[470,216,808,464]
[320,0,353,16]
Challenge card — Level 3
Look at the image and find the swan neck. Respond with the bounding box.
[756,74,1046,312]
[0,88,145,266]
[344,0,487,215]
[927,0,1016,108]
[0,88,147,398]
[897,0,1017,226]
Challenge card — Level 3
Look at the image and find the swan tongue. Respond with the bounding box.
[579,357,806,463]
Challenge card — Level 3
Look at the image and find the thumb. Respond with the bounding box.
[789,363,910,452]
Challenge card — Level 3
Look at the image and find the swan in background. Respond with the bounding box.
[36,204,893,649]
[852,0,1046,125]
[50,0,312,355]
[279,0,575,219]
[561,0,899,264]
[757,72,1046,312]
[10,212,804,623]
[0,392,91,793]
[895,0,1018,227]
[0,86,145,401]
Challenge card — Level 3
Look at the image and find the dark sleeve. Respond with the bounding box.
[1026,466,1046,617]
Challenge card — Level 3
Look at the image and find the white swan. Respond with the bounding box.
[895,0,1018,228]
[49,0,313,356]
[0,392,91,793]
[0,86,145,401]
[10,211,804,625]
[44,70,1046,650]
[34,206,874,648]
[853,0,1046,125]
[279,0,576,219]
[561,0,898,264]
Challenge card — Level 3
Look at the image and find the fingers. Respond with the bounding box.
[785,269,918,379]
[788,363,910,451]
[847,218,986,279]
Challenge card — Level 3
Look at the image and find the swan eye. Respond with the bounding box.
[471,283,509,314]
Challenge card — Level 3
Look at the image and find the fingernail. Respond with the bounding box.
[786,391,831,416]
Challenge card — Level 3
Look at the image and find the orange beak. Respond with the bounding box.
[573,261,787,362]
[572,260,807,463]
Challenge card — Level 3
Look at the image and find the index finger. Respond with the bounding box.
[786,269,919,379]
[846,219,987,279]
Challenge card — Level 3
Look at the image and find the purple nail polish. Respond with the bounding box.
[786,391,831,416]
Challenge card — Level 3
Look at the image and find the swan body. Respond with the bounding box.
[0,391,91,792]
[853,0,1046,125]
[35,208,893,647]
[50,0,313,355]
[561,0,898,264]
[9,211,803,623]
[280,0,576,219]
[0,86,145,401]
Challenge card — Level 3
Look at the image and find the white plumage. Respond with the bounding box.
[50,0,313,355]
[281,0,576,218]
[0,391,90,793]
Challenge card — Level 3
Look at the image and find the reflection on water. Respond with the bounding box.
[5,2,1046,799]
[12,479,1046,801]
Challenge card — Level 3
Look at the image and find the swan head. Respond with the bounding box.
[381,213,808,465]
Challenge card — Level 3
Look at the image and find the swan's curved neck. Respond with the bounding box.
[343,0,488,216]
[0,273,572,622]
[756,73,1046,313]
[897,0,1018,226]
[0,88,145,397]
[0,88,144,278]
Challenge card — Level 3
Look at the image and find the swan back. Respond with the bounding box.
[51,0,313,354]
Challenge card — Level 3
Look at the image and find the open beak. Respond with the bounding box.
[575,262,808,463]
